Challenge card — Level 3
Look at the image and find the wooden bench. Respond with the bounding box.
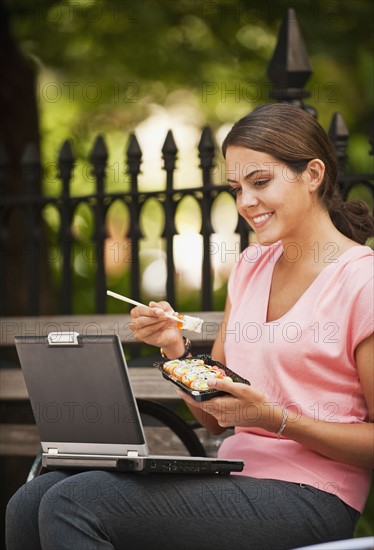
[1,314,373,539]
[0,313,223,458]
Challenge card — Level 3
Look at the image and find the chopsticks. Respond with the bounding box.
[106,290,182,323]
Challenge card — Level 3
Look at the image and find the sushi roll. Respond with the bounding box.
[181,365,210,386]
[180,315,204,333]
[172,364,193,381]
[174,314,204,333]
[190,378,210,392]
[163,359,183,373]
[209,366,226,378]
[185,358,205,367]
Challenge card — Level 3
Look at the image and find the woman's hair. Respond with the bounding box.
[222,103,374,245]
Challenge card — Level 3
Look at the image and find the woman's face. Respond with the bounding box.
[225,146,315,246]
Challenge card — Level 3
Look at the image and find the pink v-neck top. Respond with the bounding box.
[218,241,373,511]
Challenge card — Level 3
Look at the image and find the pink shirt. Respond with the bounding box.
[218,241,374,511]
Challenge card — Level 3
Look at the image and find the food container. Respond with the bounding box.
[153,354,250,402]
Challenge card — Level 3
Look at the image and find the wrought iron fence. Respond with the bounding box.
[1,8,373,316]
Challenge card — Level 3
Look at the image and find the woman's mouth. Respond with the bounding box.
[251,212,273,228]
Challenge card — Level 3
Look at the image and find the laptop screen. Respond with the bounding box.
[15,335,146,447]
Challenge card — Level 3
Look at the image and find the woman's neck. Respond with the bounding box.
[280,209,357,269]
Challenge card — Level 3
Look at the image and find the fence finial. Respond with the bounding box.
[58,140,75,194]
[267,8,312,107]
[162,130,178,172]
[90,135,108,162]
[198,127,215,164]
[59,140,74,163]
[90,135,108,194]
[328,112,349,173]
[126,133,142,189]
[198,127,215,187]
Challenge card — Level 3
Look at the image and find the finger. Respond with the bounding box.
[177,388,233,413]
[131,304,165,319]
[130,314,167,330]
[149,301,175,314]
[200,398,227,417]
[207,377,250,398]
[130,318,172,339]
[176,389,203,408]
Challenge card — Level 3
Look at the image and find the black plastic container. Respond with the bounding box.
[154,354,250,402]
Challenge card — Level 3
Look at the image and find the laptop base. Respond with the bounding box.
[42,453,243,475]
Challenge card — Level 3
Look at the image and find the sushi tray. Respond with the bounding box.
[154,354,250,402]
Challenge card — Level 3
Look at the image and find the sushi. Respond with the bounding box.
[106,290,204,334]
[155,354,250,401]
[175,314,204,333]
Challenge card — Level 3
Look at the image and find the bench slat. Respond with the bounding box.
[0,313,222,346]
[0,368,179,401]
[0,424,40,456]
[0,424,213,457]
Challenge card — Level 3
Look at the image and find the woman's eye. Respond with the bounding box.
[229,186,241,196]
[253,179,269,188]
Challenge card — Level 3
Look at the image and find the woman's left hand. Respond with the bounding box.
[178,378,282,433]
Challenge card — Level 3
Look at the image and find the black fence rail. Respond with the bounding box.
[1,9,373,316]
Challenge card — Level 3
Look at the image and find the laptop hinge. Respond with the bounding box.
[47,448,59,455]
[127,451,139,458]
[47,332,80,346]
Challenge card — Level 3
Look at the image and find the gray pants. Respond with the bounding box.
[5,470,359,550]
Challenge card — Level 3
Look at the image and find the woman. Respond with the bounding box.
[6,104,374,550]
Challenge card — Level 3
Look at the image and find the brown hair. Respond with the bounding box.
[222,104,374,245]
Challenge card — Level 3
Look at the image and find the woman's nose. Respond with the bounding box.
[240,187,259,207]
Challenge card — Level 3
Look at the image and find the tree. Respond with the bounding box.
[1,0,373,316]
[0,0,56,316]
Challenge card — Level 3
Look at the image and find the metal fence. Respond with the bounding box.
[1,8,373,316]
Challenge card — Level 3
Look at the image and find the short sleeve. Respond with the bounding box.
[348,277,374,354]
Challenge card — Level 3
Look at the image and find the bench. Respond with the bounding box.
[1,313,372,539]
[0,313,223,459]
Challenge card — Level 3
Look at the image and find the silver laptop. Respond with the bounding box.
[15,333,243,475]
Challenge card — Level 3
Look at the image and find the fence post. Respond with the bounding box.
[162,130,178,306]
[328,112,350,198]
[267,7,315,116]
[21,143,41,315]
[126,133,142,303]
[199,127,215,310]
[58,140,75,313]
[90,135,108,313]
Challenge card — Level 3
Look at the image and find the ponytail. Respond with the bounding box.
[326,190,374,245]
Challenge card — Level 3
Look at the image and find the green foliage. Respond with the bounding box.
[8,0,373,166]
[5,0,374,314]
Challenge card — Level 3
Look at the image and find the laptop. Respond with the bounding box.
[15,333,244,475]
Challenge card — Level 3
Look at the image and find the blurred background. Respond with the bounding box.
[1,0,373,316]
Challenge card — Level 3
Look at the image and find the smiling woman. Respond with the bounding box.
[224,147,320,246]
[6,104,374,550]
[221,104,374,325]
[222,104,374,247]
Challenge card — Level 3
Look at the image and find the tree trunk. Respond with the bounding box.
[0,0,55,316]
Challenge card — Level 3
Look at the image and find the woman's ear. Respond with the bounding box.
[305,159,325,192]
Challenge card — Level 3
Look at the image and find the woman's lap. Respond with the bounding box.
[6,470,358,550]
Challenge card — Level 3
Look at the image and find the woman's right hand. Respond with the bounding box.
[129,300,184,356]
